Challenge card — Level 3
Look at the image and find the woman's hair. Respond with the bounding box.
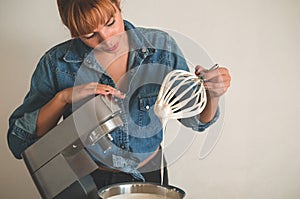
[57,0,120,37]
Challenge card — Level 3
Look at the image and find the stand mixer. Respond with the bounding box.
[22,95,123,199]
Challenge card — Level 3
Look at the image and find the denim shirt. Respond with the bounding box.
[7,20,219,178]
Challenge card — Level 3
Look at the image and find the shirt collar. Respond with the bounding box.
[63,38,92,63]
[124,20,155,53]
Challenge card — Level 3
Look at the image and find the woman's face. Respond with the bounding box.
[79,5,125,52]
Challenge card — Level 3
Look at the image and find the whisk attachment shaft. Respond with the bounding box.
[198,64,219,82]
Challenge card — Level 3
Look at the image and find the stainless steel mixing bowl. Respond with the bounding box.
[98,182,185,199]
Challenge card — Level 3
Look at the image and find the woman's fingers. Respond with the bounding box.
[203,67,230,81]
[111,89,126,99]
[70,82,126,103]
[195,66,231,98]
[95,84,114,95]
[195,65,206,76]
[94,84,125,99]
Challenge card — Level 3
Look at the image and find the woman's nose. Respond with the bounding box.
[97,30,111,42]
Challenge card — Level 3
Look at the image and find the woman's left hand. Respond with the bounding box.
[195,65,231,98]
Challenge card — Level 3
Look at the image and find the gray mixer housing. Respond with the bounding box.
[22,95,123,199]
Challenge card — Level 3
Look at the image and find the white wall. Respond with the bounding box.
[1,0,299,198]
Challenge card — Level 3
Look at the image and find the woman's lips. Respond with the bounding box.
[104,42,119,52]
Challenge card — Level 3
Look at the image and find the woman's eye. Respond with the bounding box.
[106,18,115,27]
[84,33,95,39]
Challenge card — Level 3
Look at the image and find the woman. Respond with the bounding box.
[7,0,231,189]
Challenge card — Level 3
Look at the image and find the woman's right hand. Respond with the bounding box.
[59,82,125,104]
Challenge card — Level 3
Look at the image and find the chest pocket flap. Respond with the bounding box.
[139,95,157,112]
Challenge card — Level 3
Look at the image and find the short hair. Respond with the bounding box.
[57,0,120,37]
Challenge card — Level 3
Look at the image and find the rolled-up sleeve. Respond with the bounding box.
[7,53,57,159]
[179,106,220,132]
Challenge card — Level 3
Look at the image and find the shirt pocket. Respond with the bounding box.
[138,95,158,127]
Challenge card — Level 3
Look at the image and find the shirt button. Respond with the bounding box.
[145,105,150,110]
[141,48,147,53]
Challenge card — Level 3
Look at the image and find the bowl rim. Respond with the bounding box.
[98,182,185,198]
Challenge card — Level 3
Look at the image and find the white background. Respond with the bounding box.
[0,0,300,198]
